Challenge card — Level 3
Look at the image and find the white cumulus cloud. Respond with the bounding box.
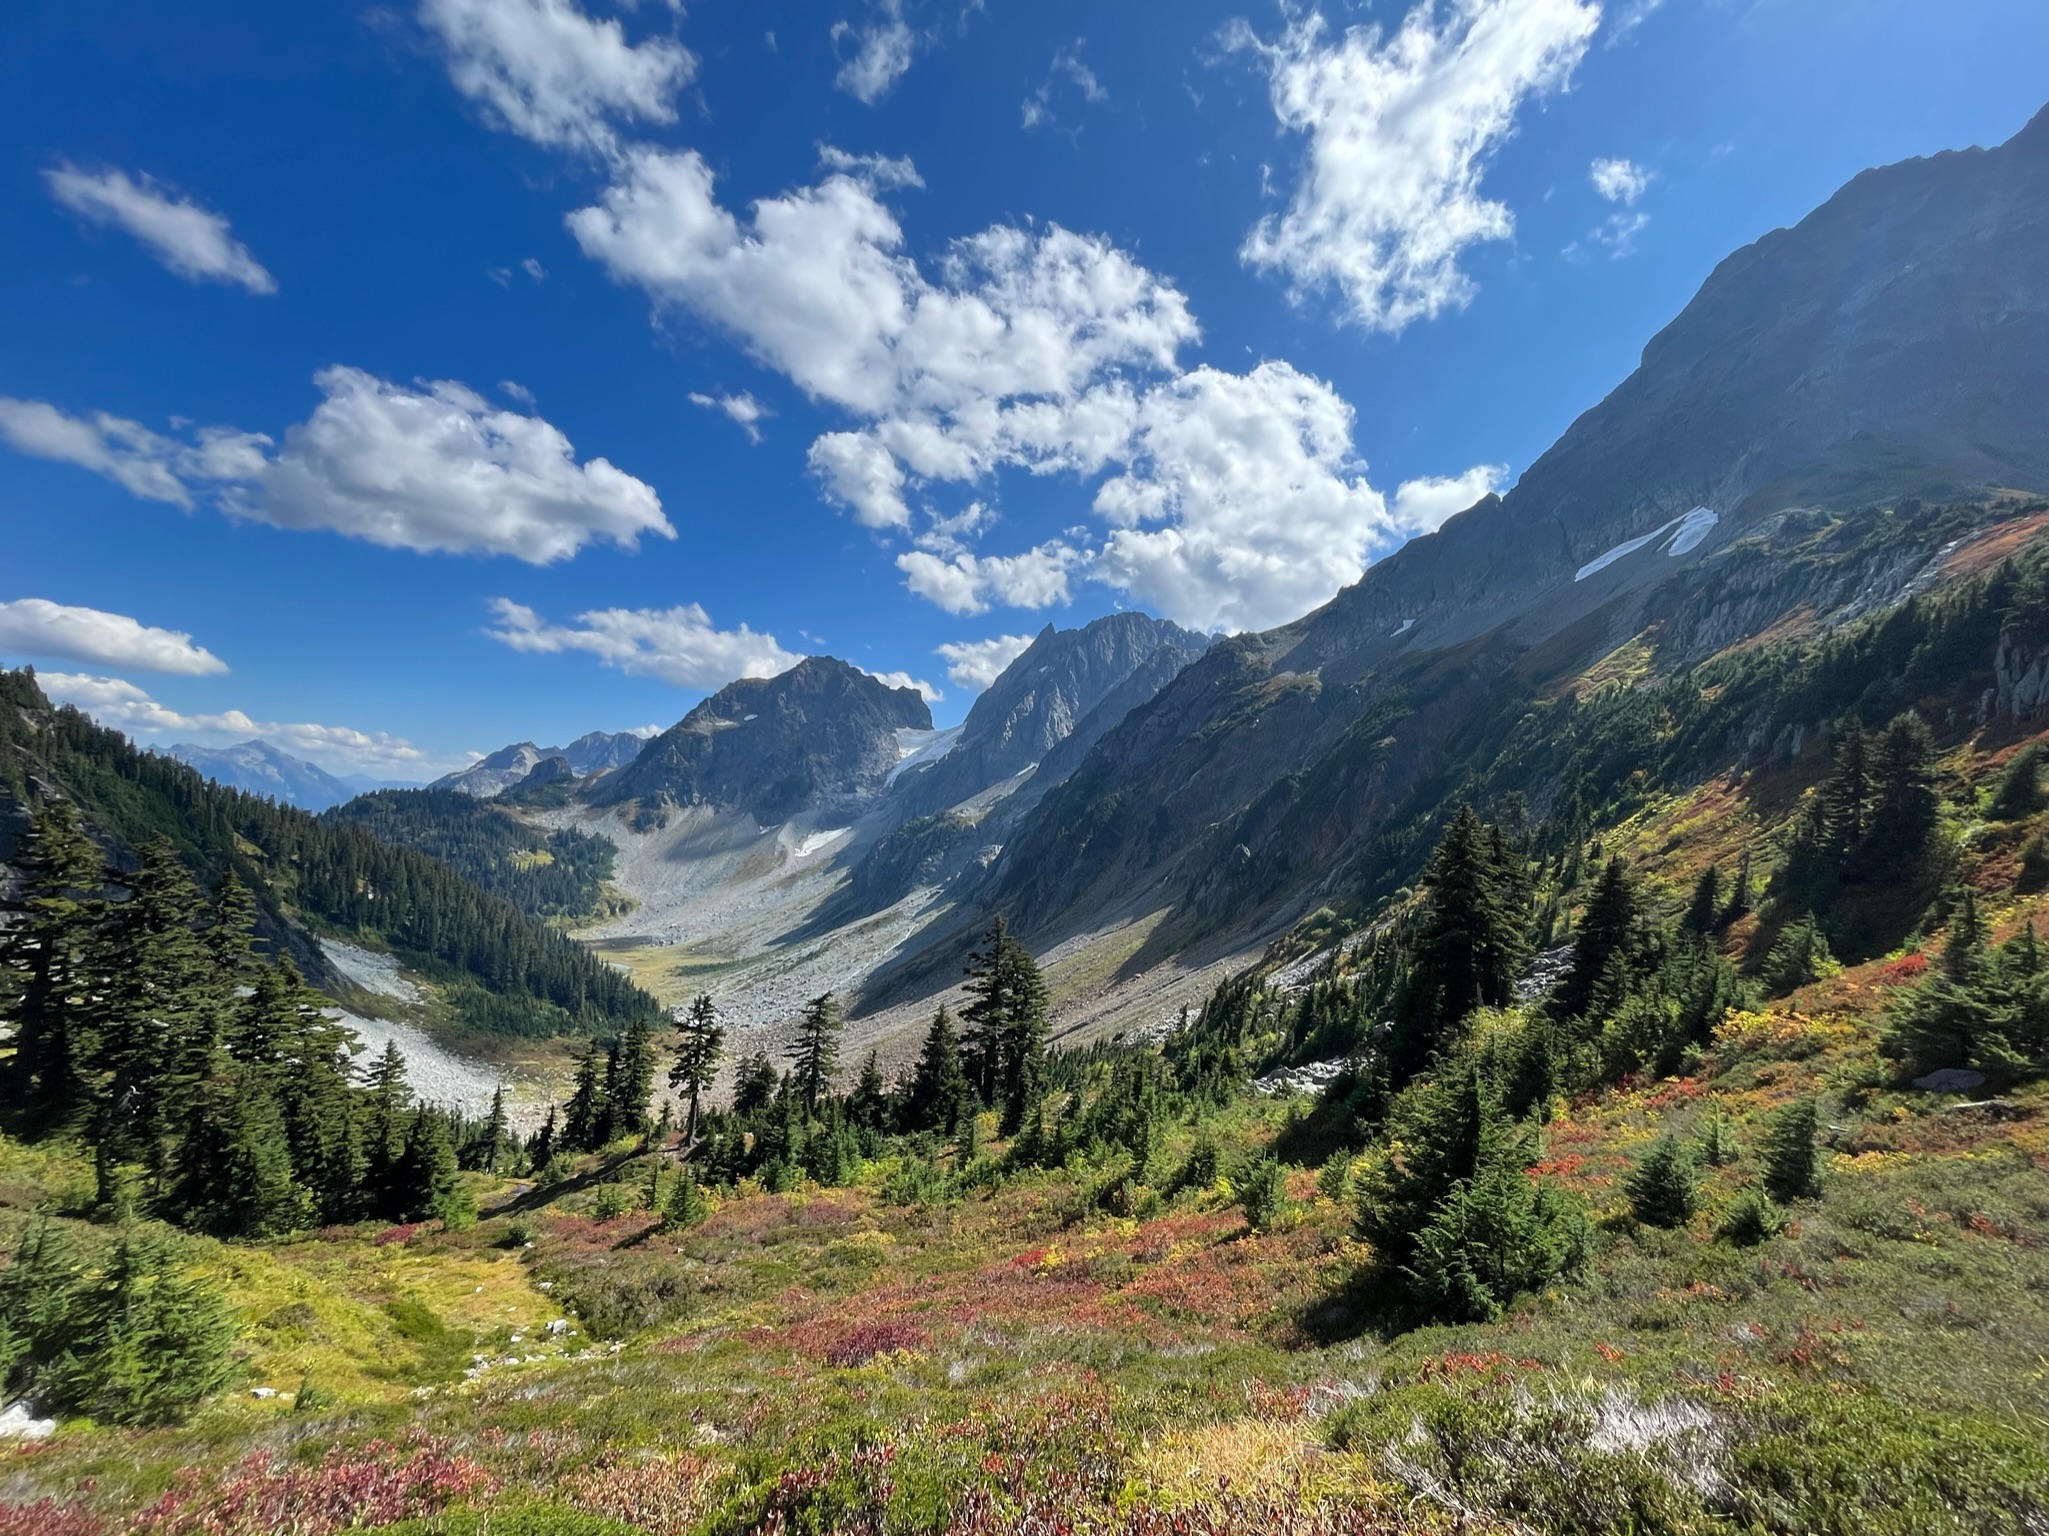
[936,633,1035,691]
[896,542,1081,615]
[484,597,802,688]
[420,0,696,155]
[831,0,917,105]
[857,665,942,703]
[688,390,770,442]
[1389,463,1508,537]
[0,370,673,564]
[1589,156,1650,204]
[1233,0,1599,332]
[0,599,227,676]
[45,165,275,293]
[38,672,435,777]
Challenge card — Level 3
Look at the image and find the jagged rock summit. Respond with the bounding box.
[434,730,649,799]
[593,656,933,823]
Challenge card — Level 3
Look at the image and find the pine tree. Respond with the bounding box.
[790,993,844,1113]
[0,800,105,1126]
[1357,1063,1509,1272]
[1721,851,1754,926]
[1625,1135,1699,1228]
[1760,1096,1821,1203]
[669,994,725,1143]
[663,1169,710,1230]
[905,1006,970,1133]
[203,869,260,982]
[361,1041,414,1212]
[44,1236,237,1426]
[1816,721,1871,857]
[1761,913,1838,995]
[527,1105,558,1173]
[1861,712,1941,885]
[563,1039,610,1150]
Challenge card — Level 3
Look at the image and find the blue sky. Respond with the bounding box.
[1,0,2041,778]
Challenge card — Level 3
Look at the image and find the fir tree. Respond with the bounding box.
[361,1041,414,1210]
[790,993,843,1113]
[732,1051,780,1115]
[848,1050,888,1130]
[905,1003,967,1138]
[1816,721,1870,856]
[527,1105,558,1173]
[1862,713,1941,884]
[1408,806,1530,1051]
[1721,851,1754,926]
[563,1040,610,1150]
[395,1108,468,1224]
[0,800,105,1127]
[1625,1135,1699,1228]
[1760,1096,1821,1203]
[961,916,1050,1130]
[668,994,725,1143]
[663,1168,710,1229]
[1556,857,1639,1022]
[479,1086,509,1173]
[211,1082,310,1239]
[1682,865,1722,938]
[1404,1154,1583,1324]
[1761,913,1838,995]
[43,1236,238,1427]
[603,1016,657,1141]
[1988,742,2046,821]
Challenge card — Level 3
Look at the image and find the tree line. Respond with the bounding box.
[0,668,654,1038]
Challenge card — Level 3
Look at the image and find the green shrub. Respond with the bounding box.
[1760,1096,1821,1203]
[1718,1187,1786,1246]
[1405,1159,1586,1323]
[1625,1135,1699,1229]
[1237,1156,1287,1233]
[1762,914,1840,995]
[589,1183,633,1221]
[1987,742,2046,821]
[369,1505,642,1536]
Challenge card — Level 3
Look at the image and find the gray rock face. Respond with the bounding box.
[894,613,1209,817]
[937,112,2048,958]
[593,656,932,822]
[434,731,648,798]
[165,740,359,811]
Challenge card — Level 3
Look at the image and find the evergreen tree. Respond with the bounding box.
[210,1081,310,1238]
[562,1040,610,1150]
[961,916,1050,1130]
[1988,742,2046,821]
[1682,865,1722,938]
[479,1086,509,1173]
[790,993,844,1113]
[1816,721,1870,856]
[1408,806,1530,1054]
[1883,908,2049,1080]
[1761,913,1838,995]
[1555,857,1639,1022]
[43,1236,237,1427]
[669,994,725,1143]
[527,1105,558,1173]
[394,1108,468,1224]
[848,1050,888,1130]
[203,869,260,982]
[1404,1153,1583,1324]
[0,800,105,1126]
[1625,1135,1699,1228]
[603,1016,657,1141]
[361,1041,414,1210]
[1357,1063,1509,1273]
[663,1168,709,1229]
[1862,713,1941,884]
[1721,851,1754,926]
[904,1006,971,1135]
[731,1051,780,1115]
[1760,1096,1821,1203]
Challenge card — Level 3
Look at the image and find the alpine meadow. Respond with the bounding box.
[0,3,2045,1534]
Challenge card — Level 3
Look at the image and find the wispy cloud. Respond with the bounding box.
[45,165,275,293]
[484,597,801,687]
[0,599,227,676]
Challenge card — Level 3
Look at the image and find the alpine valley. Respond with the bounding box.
[0,65,2045,1536]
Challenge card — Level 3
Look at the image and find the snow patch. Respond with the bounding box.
[1390,619,1416,637]
[1575,506,1719,582]
[319,939,423,1005]
[885,724,964,785]
[0,1402,54,1440]
[1665,505,1718,557]
[792,828,851,858]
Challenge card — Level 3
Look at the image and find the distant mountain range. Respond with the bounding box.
[432,730,650,798]
[165,739,415,811]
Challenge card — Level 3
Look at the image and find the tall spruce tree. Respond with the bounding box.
[669,994,725,1143]
[790,993,843,1113]
[603,1017,657,1141]
[1555,857,1639,1022]
[1409,806,1530,1048]
[905,1006,969,1133]
[0,800,105,1127]
[563,1039,610,1150]
[961,917,1049,1133]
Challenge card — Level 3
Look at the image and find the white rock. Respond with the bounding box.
[0,1401,55,1439]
